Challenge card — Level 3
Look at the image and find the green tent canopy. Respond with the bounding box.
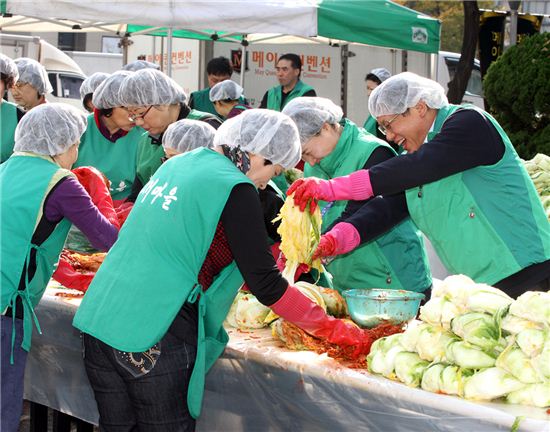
[127,0,440,54]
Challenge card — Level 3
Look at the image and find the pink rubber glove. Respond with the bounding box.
[287,171,374,214]
[312,222,361,260]
[270,285,374,358]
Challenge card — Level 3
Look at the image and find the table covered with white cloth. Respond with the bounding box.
[23,284,549,431]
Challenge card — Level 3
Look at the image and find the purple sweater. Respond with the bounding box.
[44,176,118,251]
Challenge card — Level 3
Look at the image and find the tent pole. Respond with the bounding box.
[167,27,173,77]
[239,37,248,89]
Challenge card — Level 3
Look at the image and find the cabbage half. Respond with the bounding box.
[463,367,524,401]
[419,297,462,329]
[450,312,504,353]
[445,340,496,369]
[394,352,430,387]
[516,328,547,358]
[496,343,543,384]
[416,325,458,362]
[506,382,550,408]
[367,334,406,378]
[509,291,550,326]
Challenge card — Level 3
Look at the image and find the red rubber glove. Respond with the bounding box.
[270,285,374,358]
[312,222,361,260]
[287,171,374,214]
[72,167,120,229]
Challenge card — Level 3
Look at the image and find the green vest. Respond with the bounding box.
[191,87,246,117]
[135,109,218,184]
[363,114,378,137]
[1,153,74,352]
[1,101,19,163]
[266,80,315,111]
[305,119,432,293]
[406,104,550,285]
[73,114,142,200]
[73,148,253,418]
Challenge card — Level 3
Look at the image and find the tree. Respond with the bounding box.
[483,33,550,159]
[446,2,480,103]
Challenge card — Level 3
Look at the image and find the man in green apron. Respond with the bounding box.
[259,53,316,112]
[120,69,222,202]
[0,54,24,163]
[284,97,432,294]
[74,110,376,431]
[189,56,246,116]
[287,72,550,298]
[1,104,118,431]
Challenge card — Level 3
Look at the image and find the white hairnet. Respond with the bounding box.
[162,119,215,153]
[79,72,110,99]
[14,103,87,156]
[213,109,301,169]
[92,71,133,109]
[370,67,391,83]
[14,58,53,95]
[119,69,187,107]
[369,72,448,118]
[0,54,18,82]
[282,97,343,145]
[209,80,243,102]
[122,60,160,72]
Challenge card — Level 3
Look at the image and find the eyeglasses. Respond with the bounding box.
[377,112,403,136]
[128,105,153,123]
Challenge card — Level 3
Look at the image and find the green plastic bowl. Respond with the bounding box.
[342,289,425,328]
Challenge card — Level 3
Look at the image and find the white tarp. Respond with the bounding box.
[2,0,319,36]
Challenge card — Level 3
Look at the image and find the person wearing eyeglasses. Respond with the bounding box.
[121,69,222,202]
[287,72,550,298]
[73,71,143,201]
[1,54,25,163]
[73,110,375,431]
[283,97,431,294]
[11,58,52,111]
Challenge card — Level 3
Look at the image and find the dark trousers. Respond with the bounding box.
[1,316,28,432]
[82,331,197,432]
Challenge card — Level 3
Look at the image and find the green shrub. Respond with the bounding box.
[483,32,550,159]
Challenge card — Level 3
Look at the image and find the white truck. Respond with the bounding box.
[0,33,87,110]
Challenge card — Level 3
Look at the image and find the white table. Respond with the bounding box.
[24,285,550,431]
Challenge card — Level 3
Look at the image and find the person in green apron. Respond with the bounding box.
[73,71,142,201]
[1,54,25,163]
[0,104,119,432]
[209,79,251,120]
[119,68,222,202]
[79,71,110,112]
[189,56,247,116]
[363,68,394,143]
[283,97,432,294]
[73,110,376,431]
[11,58,52,111]
[259,53,316,111]
[287,72,550,298]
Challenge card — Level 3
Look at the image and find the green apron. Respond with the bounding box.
[74,148,254,418]
[1,153,74,355]
[1,101,19,163]
[406,104,550,284]
[191,88,246,117]
[74,114,142,200]
[136,109,219,184]
[305,119,432,292]
[266,80,315,112]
